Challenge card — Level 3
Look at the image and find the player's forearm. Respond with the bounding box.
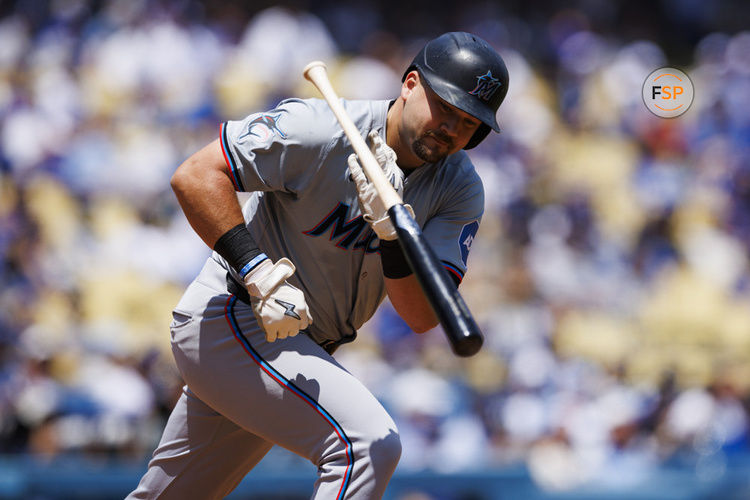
[384,275,439,333]
[171,139,246,249]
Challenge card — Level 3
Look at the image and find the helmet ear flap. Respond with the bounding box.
[465,124,491,150]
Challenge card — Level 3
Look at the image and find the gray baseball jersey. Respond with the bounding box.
[217,97,484,347]
[128,97,485,500]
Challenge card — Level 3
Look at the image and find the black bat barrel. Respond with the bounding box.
[388,204,484,357]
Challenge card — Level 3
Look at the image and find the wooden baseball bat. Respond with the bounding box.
[303,61,484,357]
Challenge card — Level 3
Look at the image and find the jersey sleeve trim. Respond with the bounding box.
[220,122,246,192]
[442,261,464,284]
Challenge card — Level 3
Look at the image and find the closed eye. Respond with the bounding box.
[439,101,479,128]
[464,117,480,129]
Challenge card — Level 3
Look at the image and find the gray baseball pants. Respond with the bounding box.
[127,259,401,499]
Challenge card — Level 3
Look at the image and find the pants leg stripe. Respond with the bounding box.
[224,295,354,499]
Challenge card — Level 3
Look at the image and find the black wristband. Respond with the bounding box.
[379,239,413,279]
[213,223,266,278]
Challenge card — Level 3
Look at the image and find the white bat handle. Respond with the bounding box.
[303,61,403,210]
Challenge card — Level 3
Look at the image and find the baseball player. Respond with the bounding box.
[128,32,508,499]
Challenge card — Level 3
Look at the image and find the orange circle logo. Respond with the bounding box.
[642,67,694,118]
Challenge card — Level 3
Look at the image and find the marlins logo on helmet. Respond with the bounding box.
[469,71,502,101]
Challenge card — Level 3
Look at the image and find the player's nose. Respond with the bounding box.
[439,115,460,137]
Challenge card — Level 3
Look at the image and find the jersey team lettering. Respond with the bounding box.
[303,202,380,253]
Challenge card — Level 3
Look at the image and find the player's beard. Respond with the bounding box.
[412,129,455,163]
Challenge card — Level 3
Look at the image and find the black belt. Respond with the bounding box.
[224,273,354,355]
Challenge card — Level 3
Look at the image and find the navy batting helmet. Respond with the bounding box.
[403,32,509,149]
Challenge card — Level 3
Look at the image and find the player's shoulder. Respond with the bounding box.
[432,150,485,213]
[275,97,388,138]
[228,98,332,144]
[341,98,389,117]
[441,150,483,188]
[256,97,341,146]
[339,98,390,133]
[273,97,333,123]
[277,97,387,119]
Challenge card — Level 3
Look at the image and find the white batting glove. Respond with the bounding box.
[243,258,313,342]
[348,130,414,241]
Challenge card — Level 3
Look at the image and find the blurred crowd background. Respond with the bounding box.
[2,0,750,497]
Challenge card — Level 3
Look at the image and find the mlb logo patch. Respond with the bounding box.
[459,220,479,265]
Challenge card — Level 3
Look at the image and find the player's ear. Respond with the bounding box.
[401,71,419,99]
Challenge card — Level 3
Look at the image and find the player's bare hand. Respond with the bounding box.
[243,258,313,342]
[348,130,413,241]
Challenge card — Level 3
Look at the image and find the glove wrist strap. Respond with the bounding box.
[245,258,296,298]
[214,223,266,278]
